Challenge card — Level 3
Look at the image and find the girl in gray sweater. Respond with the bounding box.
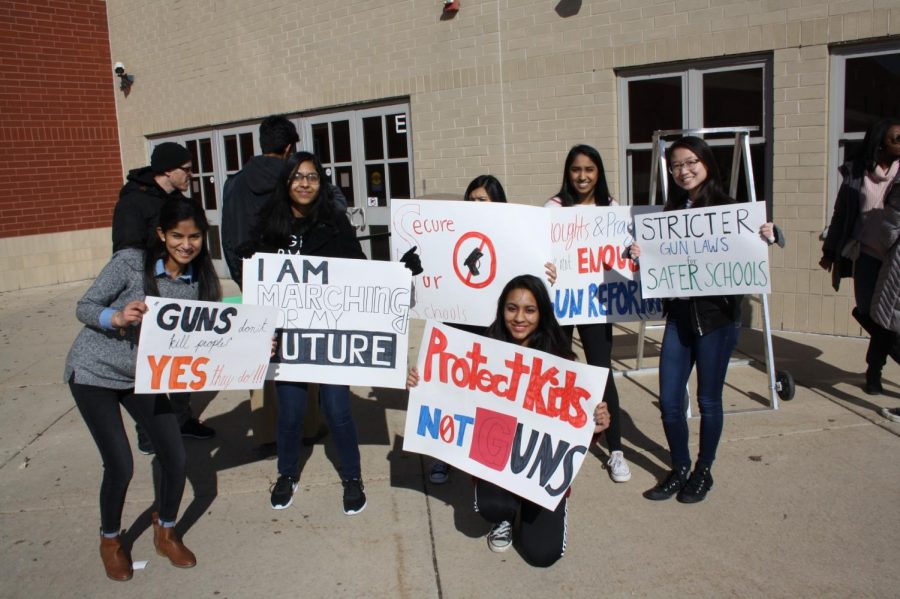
[65,198,221,581]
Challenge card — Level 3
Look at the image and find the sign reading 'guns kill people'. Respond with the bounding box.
[403,321,607,511]
[135,297,278,393]
[243,253,412,389]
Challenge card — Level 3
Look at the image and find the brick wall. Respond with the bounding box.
[0,0,122,239]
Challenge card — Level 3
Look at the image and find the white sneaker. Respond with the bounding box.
[607,450,632,482]
[881,407,900,423]
[487,520,512,553]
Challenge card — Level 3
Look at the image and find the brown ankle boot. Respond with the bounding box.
[151,512,196,568]
[99,535,133,581]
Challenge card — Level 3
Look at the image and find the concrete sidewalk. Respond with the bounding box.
[1,280,898,598]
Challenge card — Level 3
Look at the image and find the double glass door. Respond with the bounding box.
[302,103,413,260]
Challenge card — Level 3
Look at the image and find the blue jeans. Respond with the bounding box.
[658,317,739,468]
[275,382,361,481]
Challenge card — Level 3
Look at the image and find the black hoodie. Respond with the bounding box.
[112,166,185,252]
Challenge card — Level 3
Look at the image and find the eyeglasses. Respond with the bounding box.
[668,158,702,174]
[175,165,193,173]
[290,172,320,184]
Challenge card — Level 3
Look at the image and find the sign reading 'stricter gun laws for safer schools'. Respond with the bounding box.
[135,297,278,393]
[634,202,771,299]
[403,321,607,511]
[243,253,412,389]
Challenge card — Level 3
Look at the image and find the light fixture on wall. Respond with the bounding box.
[443,0,459,15]
[113,62,134,95]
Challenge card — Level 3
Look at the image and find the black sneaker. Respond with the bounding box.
[643,465,690,501]
[181,418,215,439]
[342,479,367,515]
[137,433,155,456]
[677,465,714,504]
[270,475,298,510]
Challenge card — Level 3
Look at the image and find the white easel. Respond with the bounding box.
[630,126,794,414]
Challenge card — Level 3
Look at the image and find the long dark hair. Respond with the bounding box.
[256,151,337,250]
[486,275,575,360]
[665,136,733,210]
[143,197,221,301]
[555,144,612,206]
[852,117,900,176]
[463,174,507,203]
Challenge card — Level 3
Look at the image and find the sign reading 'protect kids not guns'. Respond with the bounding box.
[634,202,771,299]
[403,321,607,511]
[135,297,278,394]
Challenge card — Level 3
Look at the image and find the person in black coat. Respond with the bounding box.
[241,151,368,516]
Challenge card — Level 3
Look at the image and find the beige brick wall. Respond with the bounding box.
[0,228,110,292]
[37,0,885,336]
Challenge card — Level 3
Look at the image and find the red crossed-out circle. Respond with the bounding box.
[452,231,497,289]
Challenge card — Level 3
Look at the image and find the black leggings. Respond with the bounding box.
[474,479,568,567]
[69,381,186,534]
[563,323,622,451]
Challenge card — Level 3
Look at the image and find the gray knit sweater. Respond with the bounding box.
[64,249,200,389]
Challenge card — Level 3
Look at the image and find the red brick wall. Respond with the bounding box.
[0,0,122,238]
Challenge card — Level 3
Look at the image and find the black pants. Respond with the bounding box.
[853,253,897,372]
[474,479,567,567]
[562,323,622,451]
[69,381,186,535]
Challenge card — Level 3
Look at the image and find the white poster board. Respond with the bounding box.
[242,253,412,388]
[550,205,664,324]
[635,202,771,298]
[135,297,278,393]
[391,199,552,326]
[403,321,607,511]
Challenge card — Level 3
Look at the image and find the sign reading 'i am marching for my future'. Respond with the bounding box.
[549,205,664,325]
[242,253,412,389]
[135,297,279,394]
[634,201,771,298]
[403,321,607,511]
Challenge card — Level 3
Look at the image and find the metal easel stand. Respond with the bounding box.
[626,127,794,417]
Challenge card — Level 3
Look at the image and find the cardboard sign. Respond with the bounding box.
[549,205,664,324]
[403,321,607,511]
[135,297,278,393]
[242,253,412,388]
[635,202,771,298]
[391,199,552,326]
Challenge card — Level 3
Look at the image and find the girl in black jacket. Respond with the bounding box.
[247,152,368,515]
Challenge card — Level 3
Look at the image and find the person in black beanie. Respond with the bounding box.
[111,141,216,448]
[112,142,194,252]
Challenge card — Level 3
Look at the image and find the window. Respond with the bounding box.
[148,101,413,276]
[827,44,900,221]
[617,57,772,210]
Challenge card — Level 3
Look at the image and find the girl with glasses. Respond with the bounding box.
[629,136,779,503]
[245,151,368,516]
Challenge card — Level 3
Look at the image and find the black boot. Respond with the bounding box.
[677,464,714,503]
[865,367,883,395]
[643,465,690,501]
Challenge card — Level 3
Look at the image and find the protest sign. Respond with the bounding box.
[634,201,771,298]
[242,253,411,388]
[549,205,664,324]
[135,297,278,393]
[391,199,551,326]
[403,321,607,511]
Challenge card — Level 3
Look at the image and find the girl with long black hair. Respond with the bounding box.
[65,197,219,581]
[545,144,631,483]
[408,275,610,566]
[822,117,900,395]
[245,151,368,515]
